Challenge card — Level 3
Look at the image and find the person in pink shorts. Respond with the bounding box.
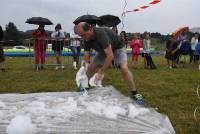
[130,33,142,68]
[32,25,48,70]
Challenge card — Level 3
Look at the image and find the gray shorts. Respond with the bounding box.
[93,47,127,66]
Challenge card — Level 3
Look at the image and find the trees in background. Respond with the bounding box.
[4,22,20,41]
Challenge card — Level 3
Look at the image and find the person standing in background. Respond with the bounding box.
[130,33,142,68]
[0,25,5,72]
[32,25,48,70]
[194,37,200,70]
[142,33,156,69]
[120,31,128,48]
[51,24,65,70]
[190,33,199,64]
[69,25,81,70]
[142,33,151,69]
[111,26,118,35]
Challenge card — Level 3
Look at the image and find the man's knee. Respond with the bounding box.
[120,64,130,74]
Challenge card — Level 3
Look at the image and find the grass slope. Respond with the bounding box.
[0,56,200,133]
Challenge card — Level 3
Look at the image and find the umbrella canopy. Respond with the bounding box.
[73,15,102,25]
[26,17,53,25]
[99,15,121,27]
[172,26,189,39]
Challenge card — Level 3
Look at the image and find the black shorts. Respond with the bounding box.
[165,52,170,59]
[169,54,178,61]
[52,40,64,52]
[194,55,200,61]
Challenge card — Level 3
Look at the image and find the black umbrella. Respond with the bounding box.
[26,17,53,25]
[73,15,102,25]
[99,15,121,27]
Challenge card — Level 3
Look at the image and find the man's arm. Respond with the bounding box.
[84,50,91,63]
[98,45,114,75]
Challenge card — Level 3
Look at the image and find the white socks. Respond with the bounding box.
[73,61,77,70]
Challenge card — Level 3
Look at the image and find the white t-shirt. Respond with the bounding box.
[51,30,65,39]
[143,39,151,53]
[191,37,198,50]
[70,33,81,47]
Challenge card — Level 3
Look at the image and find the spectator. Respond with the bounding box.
[190,33,199,64]
[170,36,179,68]
[176,32,187,64]
[120,31,128,48]
[194,37,200,70]
[69,25,81,70]
[179,40,191,64]
[130,33,142,68]
[32,25,48,70]
[0,25,5,72]
[111,26,118,35]
[142,33,155,69]
[165,36,172,68]
[51,24,65,70]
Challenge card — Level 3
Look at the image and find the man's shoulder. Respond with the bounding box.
[94,27,111,33]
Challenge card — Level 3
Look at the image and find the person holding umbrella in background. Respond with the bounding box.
[26,17,53,71]
[32,25,48,70]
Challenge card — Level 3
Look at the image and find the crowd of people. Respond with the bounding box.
[165,32,200,70]
[30,24,156,72]
[31,24,82,71]
[1,23,200,105]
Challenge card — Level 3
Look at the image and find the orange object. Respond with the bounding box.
[140,5,149,9]
[149,0,161,5]
[172,26,189,39]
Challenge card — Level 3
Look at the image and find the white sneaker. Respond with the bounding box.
[55,66,60,70]
[74,66,77,70]
[73,62,77,70]
[61,65,65,69]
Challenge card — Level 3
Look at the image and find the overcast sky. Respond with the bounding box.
[0,0,199,34]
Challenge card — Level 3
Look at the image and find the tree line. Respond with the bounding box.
[2,21,194,48]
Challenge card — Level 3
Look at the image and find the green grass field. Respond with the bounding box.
[0,56,200,133]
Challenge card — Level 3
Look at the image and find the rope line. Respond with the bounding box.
[194,81,200,121]
[121,0,127,30]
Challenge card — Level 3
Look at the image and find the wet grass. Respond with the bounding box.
[0,56,200,133]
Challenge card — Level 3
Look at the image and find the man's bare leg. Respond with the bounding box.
[119,63,136,91]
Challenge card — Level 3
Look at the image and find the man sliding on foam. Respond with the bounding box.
[75,22,144,105]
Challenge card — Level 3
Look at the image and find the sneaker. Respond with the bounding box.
[40,65,44,70]
[55,66,60,70]
[1,68,6,72]
[77,87,89,92]
[73,62,77,70]
[60,65,65,69]
[131,93,144,105]
[35,64,39,71]
[74,66,77,70]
